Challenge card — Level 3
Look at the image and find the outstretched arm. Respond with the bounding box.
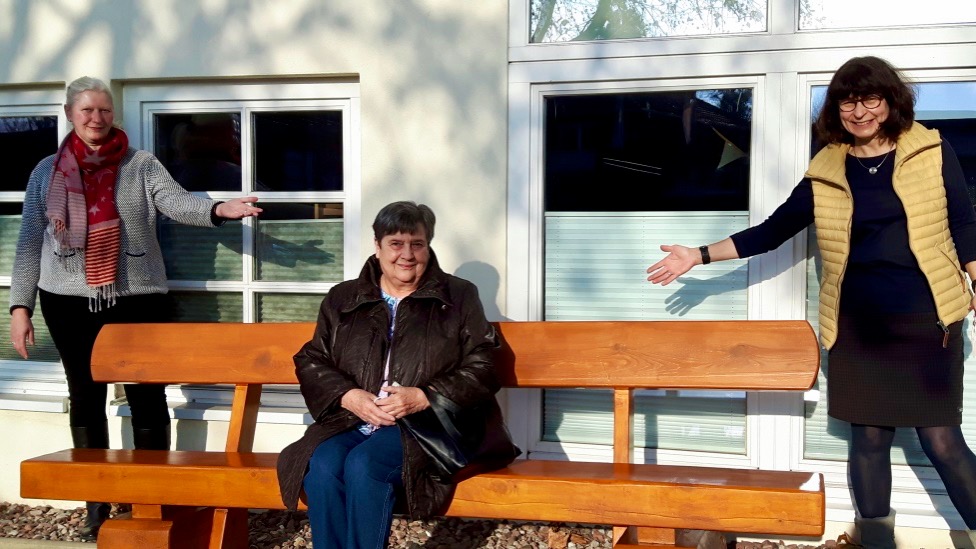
[646,238,740,286]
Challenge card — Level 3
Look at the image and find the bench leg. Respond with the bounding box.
[96,506,249,549]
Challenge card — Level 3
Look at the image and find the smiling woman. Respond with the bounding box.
[7,75,265,542]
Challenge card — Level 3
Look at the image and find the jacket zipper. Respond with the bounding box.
[938,320,949,349]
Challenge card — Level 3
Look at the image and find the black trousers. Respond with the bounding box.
[40,289,173,432]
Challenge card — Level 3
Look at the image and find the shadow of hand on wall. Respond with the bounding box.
[661,265,748,317]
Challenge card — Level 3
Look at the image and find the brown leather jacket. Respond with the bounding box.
[276,252,503,517]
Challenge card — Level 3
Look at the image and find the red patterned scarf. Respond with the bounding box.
[46,128,128,304]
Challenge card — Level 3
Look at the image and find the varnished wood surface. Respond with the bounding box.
[91,320,819,391]
[22,449,824,535]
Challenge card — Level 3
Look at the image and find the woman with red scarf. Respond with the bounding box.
[7,76,262,541]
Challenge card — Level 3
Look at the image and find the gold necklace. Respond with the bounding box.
[853,146,893,175]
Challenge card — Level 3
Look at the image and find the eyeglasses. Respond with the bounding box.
[839,95,883,112]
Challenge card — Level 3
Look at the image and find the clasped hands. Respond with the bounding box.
[341,386,430,426]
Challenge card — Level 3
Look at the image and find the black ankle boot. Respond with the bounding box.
[70,423,111,541]
[78,501,110,541]
[70,422,109,450]
[132,424,171,450]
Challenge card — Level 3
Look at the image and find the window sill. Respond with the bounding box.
[0,393,68,413]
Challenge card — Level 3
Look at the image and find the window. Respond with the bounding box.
[539,86,753,459]
[529,0,767,42]
[121,81,361,417]
[0,88,68,411]
[800,1,976,30]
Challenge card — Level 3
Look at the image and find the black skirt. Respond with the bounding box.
[827,312,964,427]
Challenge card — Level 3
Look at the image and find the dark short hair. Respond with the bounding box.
[814,56,916,145]
[372,201,436,242]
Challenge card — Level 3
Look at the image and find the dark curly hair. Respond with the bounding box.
[372,201,436,242]
[814,56,916,146]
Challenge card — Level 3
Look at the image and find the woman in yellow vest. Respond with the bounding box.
[647,56,976,548]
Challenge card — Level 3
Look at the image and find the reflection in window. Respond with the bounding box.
[253,111,343,192]
[154,113,242,192]
[255,203,343,282]
[546,90,751,211]
[160,220,243,281]
[804,81,976,466]
[530,0,766,42]
[0,116,58,192]
[800,0,975,30]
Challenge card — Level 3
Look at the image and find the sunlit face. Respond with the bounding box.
[839,94,889,146]
[375,227,429,294]
[65,90,115,148]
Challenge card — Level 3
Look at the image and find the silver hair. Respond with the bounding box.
[65,76,113,108]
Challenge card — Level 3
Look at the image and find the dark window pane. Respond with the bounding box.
[0,116,58,191]
[544,90,752,211]
[154,113,243,192]
[253,111,343,192]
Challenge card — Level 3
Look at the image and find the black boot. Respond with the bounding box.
[78,502,110,541]
[132,424,171,450]
[70,423,111,541]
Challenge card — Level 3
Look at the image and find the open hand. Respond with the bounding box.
[215,196,263,220]
[646,244,697,286]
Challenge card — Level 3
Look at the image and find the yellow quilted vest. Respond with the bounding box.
[806,123,970,349]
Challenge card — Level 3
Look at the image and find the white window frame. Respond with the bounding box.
[508,0,976,531]
[120,80,361,423]
[0,86,69,413]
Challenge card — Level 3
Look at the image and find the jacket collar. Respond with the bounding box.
[342,250,451,313]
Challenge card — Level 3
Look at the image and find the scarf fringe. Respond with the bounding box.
[88,283,117,312]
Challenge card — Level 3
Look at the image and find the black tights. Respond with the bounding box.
[850,423,976,528]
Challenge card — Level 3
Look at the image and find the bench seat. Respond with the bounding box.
[22,448,824,536]
[21,320,825,547]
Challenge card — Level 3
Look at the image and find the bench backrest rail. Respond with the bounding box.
[90,320,820,458]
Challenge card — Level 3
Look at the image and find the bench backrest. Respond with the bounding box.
[91,320,820,459]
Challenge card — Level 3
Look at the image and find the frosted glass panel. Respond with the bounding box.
[257,293,325,323]
[160,221,243,281]
[170,291,244,322]
[0,288,60,362]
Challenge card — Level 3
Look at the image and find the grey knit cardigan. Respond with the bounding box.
[10,148,219,313]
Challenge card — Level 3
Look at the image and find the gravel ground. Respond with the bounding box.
[0,502,836,548]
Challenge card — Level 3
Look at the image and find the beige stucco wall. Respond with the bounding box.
[0,0,509,299]
[0,0,508,504]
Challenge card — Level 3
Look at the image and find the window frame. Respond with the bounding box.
[0,86,69,412]
[120,80,361,418]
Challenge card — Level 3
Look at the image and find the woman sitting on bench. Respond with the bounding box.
[277,200,516,549]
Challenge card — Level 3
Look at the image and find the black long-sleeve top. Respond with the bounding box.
[730,140,976,314]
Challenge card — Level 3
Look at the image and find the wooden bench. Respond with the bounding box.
[21,320,825,548]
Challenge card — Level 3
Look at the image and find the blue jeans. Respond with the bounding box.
[303,425,404,549]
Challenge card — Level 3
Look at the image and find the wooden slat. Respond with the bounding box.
[494,320,819,390]
[21,449,824,536]
[90,322,314,385]
[91,320,820,391]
